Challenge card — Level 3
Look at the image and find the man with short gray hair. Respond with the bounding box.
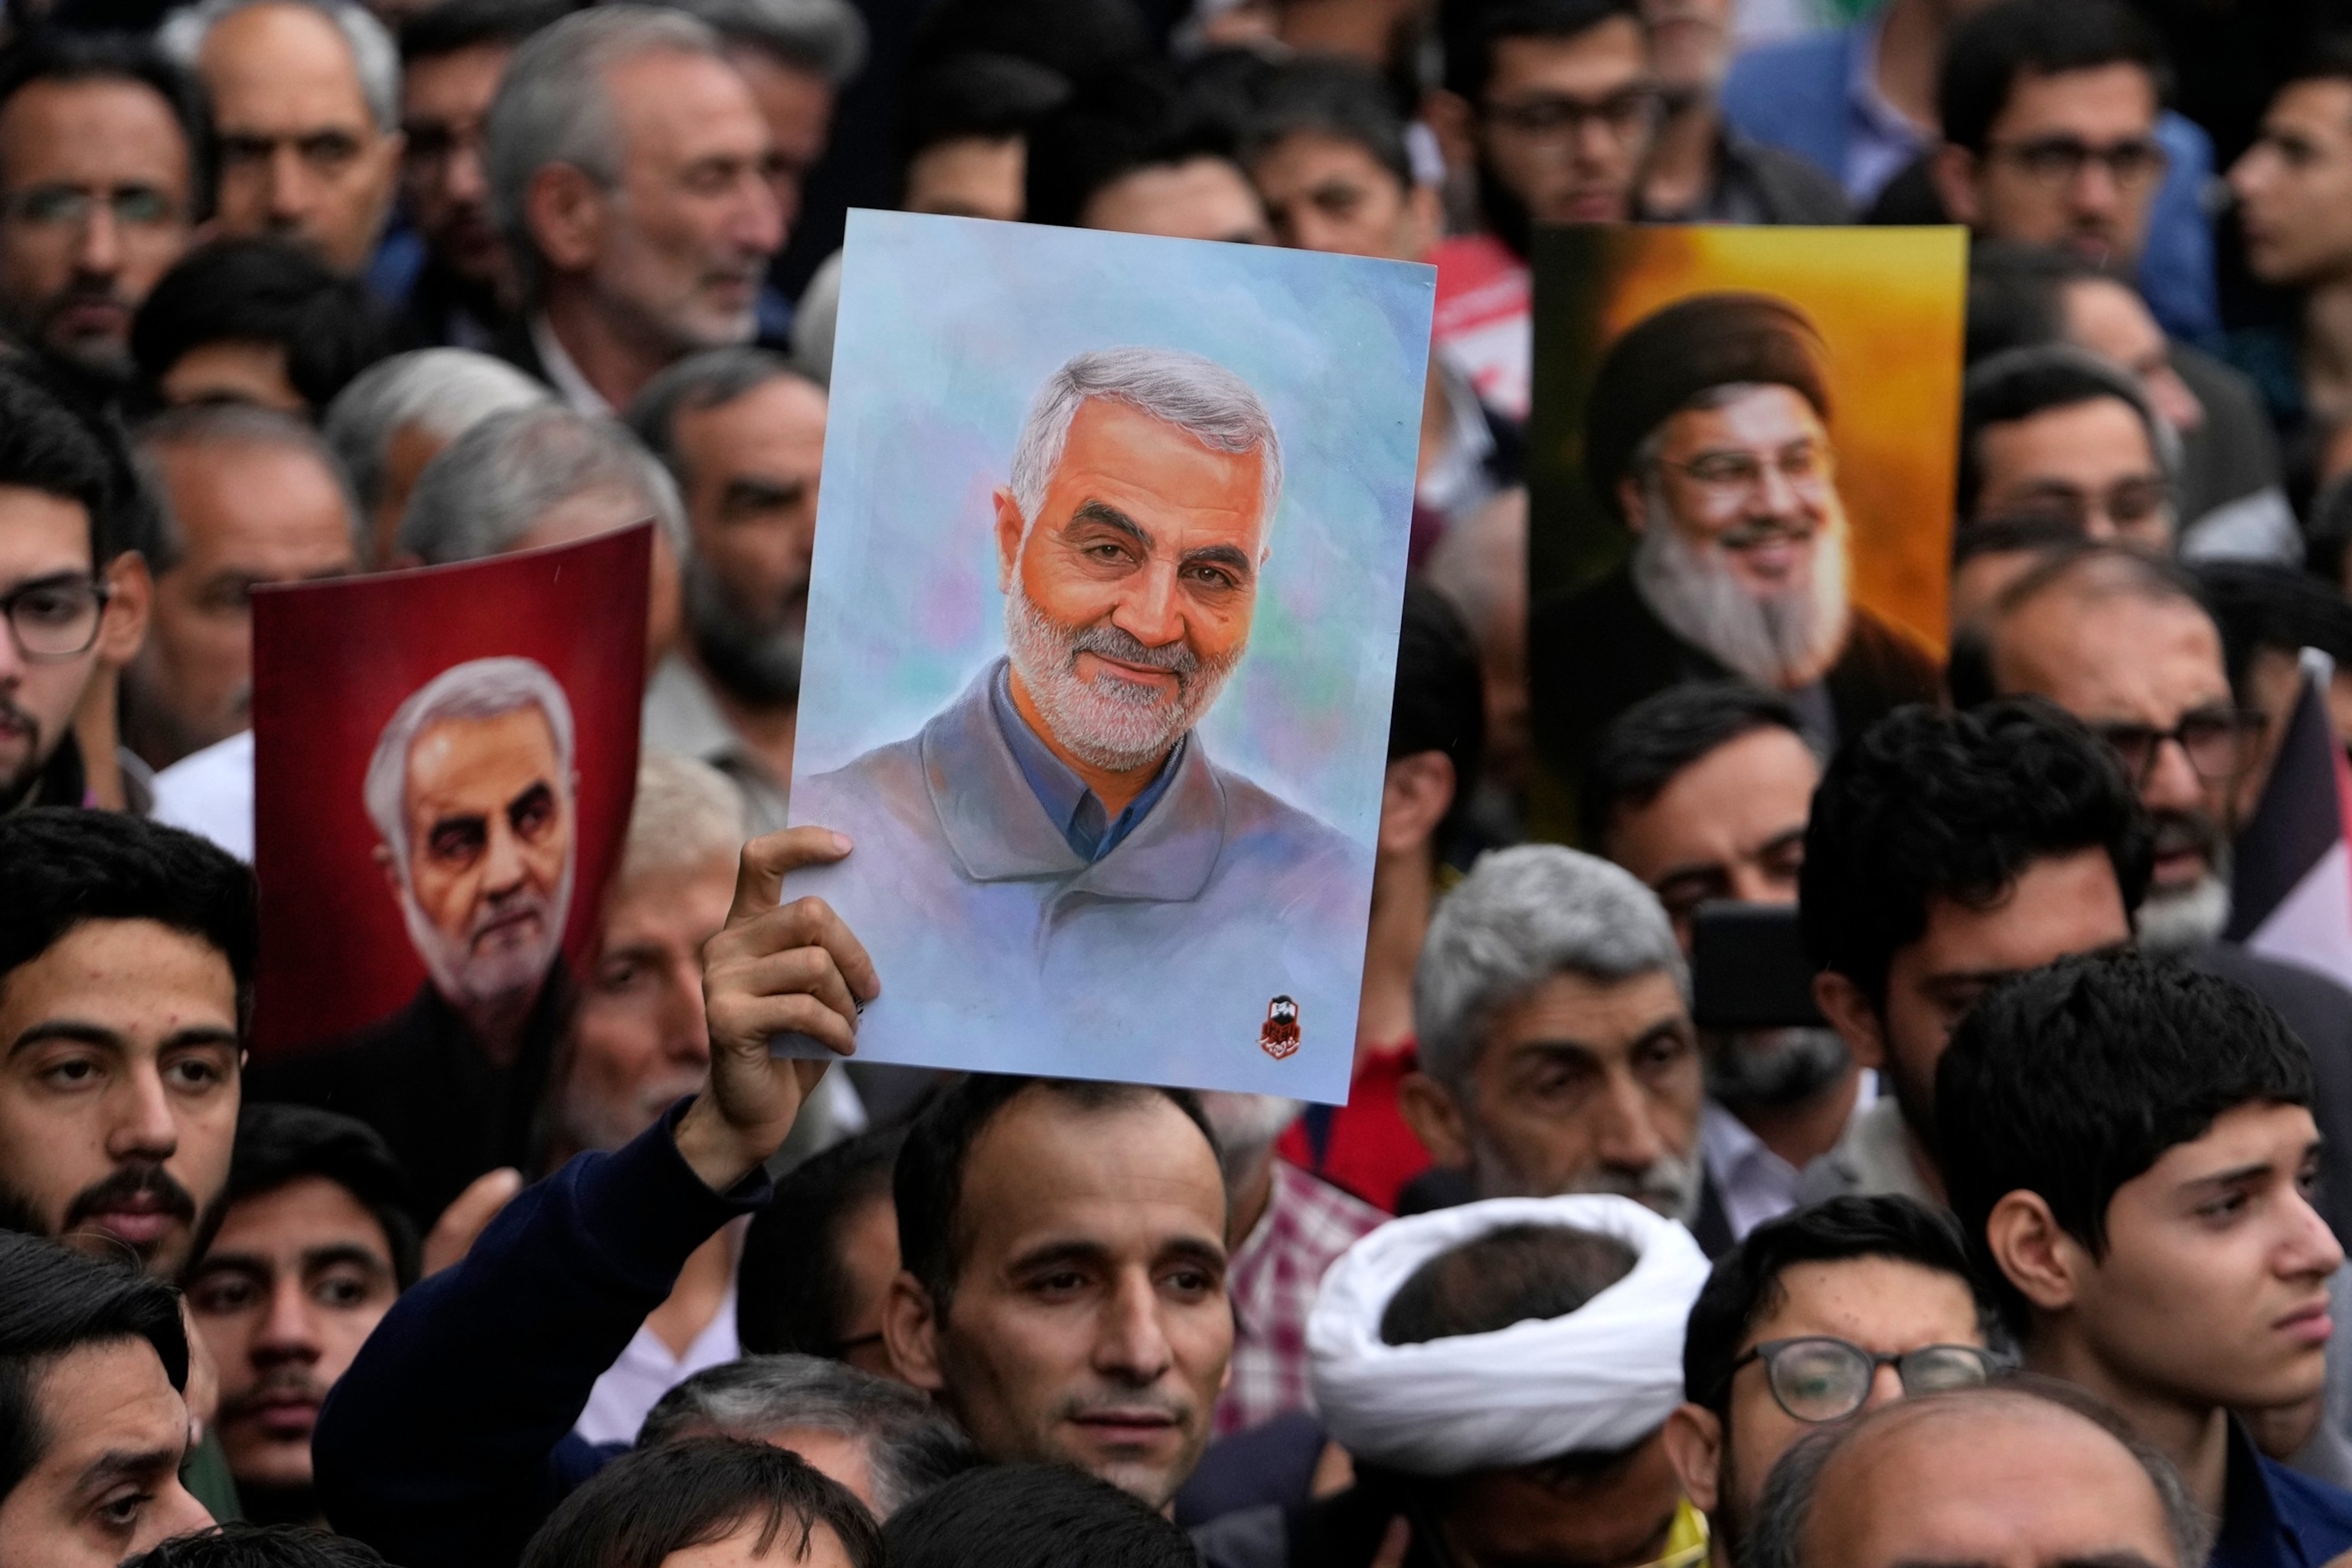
[323,348,553,567]
[1396,844,1709,1229]
[485,5,784,415]
[162,0,404,276]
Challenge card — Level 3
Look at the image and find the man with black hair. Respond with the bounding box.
[897,54,1067,222]
[0,33,203,390]
[738,1127,903,1374]
[1659,1195,1998,1568]
[2230,40,2352,447]
[184,1105,415,1528]
[1956,345,2177,551]
[2192,563,2352,806]
[1024,66,1269,242]
[123,1523,394,1566]
[0,368,146,812]
[394,0,578,350]
[0,1230,214,1563]
[1586,683,1859,1242]
[1798,700,2148,1209]
[518,1436,882,1568]
[1939,954,2352,1557]
[888,1464,1200,1568]
[128,238,393,416]
[881,1073,1232,1509]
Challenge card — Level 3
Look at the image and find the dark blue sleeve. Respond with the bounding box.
[312,1099,772,1568]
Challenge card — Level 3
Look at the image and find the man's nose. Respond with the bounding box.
[253,1276,325,1361]
[2283,1186,2346,1282]
[74,203,122,277]
[1109,560,1184,648]
[268,145,316,221]
[665,956,712,1064]
[480,820,529,893]
[1093,1270,1176,1384]
[1592,1067,1668,1174]
[1861,1359,1906,1413]
[2141,733,2206,816]
[2069,159,2124,218]
[732,176,784,259]
[1749,459,1805,521]
[446,142,488,207]
[106,1066,180,1162]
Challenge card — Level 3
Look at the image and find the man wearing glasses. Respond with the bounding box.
[1527,290,1938,786]
[1664,1195,2001,1568]
[1958,345,2177,552]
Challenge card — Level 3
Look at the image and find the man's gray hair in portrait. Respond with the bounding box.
[399,405,686,564]
[1006,345,1285,534]
[364,655,578,871]
[1414,844,1688,1093]
[485,5,730,296]
[639,1355,975,1517]
[670,0,867,86]
[160,0,401,131]
[325,350,553,538]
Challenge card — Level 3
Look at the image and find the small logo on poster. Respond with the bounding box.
[1259,995,1301,1060]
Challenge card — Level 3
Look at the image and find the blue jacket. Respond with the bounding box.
[312,1101,770,1568]
[1720,21,2220,345]
[2216,1418,2352,1568]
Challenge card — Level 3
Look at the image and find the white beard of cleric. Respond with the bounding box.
[1004,577,1247,773]
[1630,470,1854,694]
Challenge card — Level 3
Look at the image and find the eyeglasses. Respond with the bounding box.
[1,574,109,662]
[0,184,181,230]
[1484,87,1663,146]
[1661,441,1832,504]
[1986,136,2170,191]
[1729,1338,1999,1423]
[2006,478,2172,537]
[2093,707,2267,787]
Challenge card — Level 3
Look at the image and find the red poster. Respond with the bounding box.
[247,526,649,1057]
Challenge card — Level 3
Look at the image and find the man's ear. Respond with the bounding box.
[1378,752,1455,858]
[96,552,152,666]
[883,1269,948,1394]
[991,486,1025,596]
[1397,1069,1472,1168]
[1419,87,1475,173]
[1983,1188,2083,1316]
[1660,1403,1725,1515]
[524,162,608,276]
[1812,971,1887,1073]
[1616,473,1649,536]
[1929,144,1983,228]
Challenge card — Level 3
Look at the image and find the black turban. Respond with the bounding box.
[1583,292,1832,519]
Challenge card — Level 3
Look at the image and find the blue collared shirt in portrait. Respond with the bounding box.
[990,662,1183,864]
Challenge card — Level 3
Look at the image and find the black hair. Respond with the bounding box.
[1379,1223,1635,1346]
[738,1127,905,1357]
[129,238,392,413]
[399,0,580,63]
[1798,702,2152,1006]
[883,1462,1200,1568]
[1390,578,1486,861]
[1964,240,2099,364]
[0,808,258,1032]
[2273,33,2352,99]
[1939,954,2314,1338]
[0,1230,189,1507]
[0,366,119,560]
[1238,56,1413,188]
[0,30,211,219]
[1946,538,2210,710]
[1021,60,1248,230]
[2193,560,2352,701]
[520,1436,883,1568]
[205,1103,421,1290]
[1938,0,2167,155]
[1446,0,1639,103]
[1581,681,1807,855]
[897,50,1070,168]
[1681,1196,1991,1415]
[123,1523,393,1566]
[894,1075,1220,1316]
[1958,347,2161,521]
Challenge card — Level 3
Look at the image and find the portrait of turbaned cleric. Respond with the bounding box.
[786,212,1430,1102]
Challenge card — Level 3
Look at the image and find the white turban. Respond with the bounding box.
[1308,1194,1712,1477]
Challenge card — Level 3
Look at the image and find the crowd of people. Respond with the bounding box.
[7,0,2352,1564]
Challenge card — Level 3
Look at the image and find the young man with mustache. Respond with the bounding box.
[1526,292,1938,788]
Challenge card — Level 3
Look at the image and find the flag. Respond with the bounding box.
[2226,648,2352,992]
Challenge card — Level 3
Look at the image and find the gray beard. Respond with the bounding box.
[1629,495,1852,691]
[1477,1140,1706,1226]
[1703,1026,1852,1109]
[1003,583,1244,773]
[2137,864,2233,958]
[687,560,803,709]
[400,852,575,1011]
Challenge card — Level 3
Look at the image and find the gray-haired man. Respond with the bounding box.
[794,345,1361,1073]
[485,5,782,415]
[250,656,582,1222]
[1396,844,1708,1229]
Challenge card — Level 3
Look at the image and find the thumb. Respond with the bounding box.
[1371,1516,1411,1568]
[423,1166,524,1278]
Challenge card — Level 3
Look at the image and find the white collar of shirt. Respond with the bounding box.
[531,314,615,418]
[1702,1074,1879,1240]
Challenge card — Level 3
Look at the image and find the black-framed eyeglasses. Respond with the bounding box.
[1728,1337,1999,1423]
[1483,87,1664,145]
[2093,707,2266,788]
[1986,136,2169,190]
[1,573,109,662]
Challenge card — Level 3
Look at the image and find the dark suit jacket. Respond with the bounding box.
[1527,565,1942,792]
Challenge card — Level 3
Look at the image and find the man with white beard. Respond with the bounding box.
[1527,292,1938,786]
[795,346,1362,1069]
[250,656,582,1221]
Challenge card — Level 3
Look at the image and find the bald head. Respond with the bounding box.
[1752,1386,2200,1568]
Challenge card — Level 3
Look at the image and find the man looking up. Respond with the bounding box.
[183,1104,416,1528]
[1400,845,1706,1225]
[0,369,146,813]
[1664,1197,1998,1568]
[629,348,828,833]
[0,36,201,392]
[1798,701,2148,1209]
[0,1231,214,1565]
[164,0,404,278]
[1956,346,2177,552]
[485,6,784,416]
[1219,1194,1709,1568]
[884,1074,1231,1511]
[1586,683,1860,1241]
[1940,955,2352,1550]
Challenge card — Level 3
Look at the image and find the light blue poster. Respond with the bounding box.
[786,210,1432,1102]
